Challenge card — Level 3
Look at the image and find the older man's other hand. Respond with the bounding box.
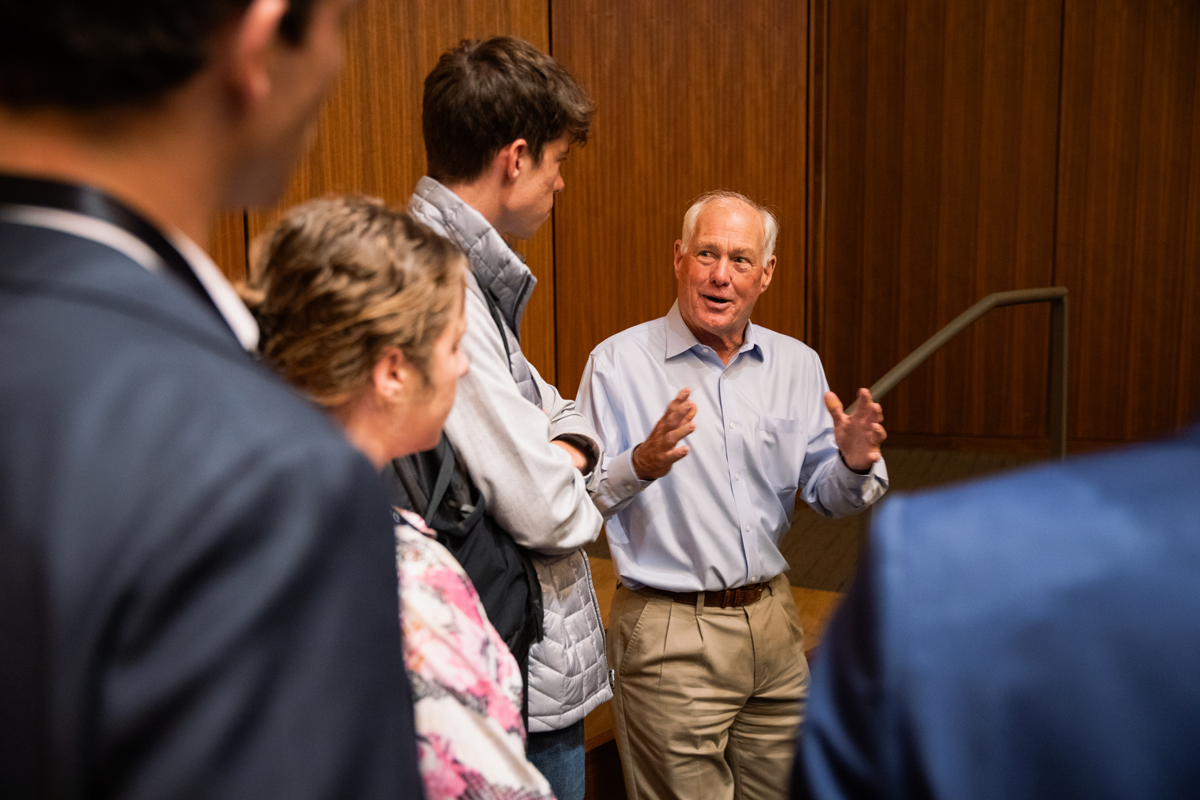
[825,388,886,472]
[632,389,698,480]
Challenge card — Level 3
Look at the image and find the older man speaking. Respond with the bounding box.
[578,191,888,800]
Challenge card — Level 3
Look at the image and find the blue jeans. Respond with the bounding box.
[527,718,585,800]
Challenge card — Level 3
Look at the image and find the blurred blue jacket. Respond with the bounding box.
[794,423,1200,800]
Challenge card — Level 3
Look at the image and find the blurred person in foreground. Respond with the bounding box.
[0,1,421,797]
[577,190,888,800]
[246,195,556,800]
[793,424,1200,799]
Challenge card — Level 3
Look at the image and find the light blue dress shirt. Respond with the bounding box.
[578,302,888,592]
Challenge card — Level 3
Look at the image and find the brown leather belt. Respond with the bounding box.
[639,581,769,609]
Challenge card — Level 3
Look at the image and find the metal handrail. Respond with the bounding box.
[850,287,1069,459]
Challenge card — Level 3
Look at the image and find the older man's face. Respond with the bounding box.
[673,200,776,349]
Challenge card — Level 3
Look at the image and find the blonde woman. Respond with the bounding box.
[244,196,555,800]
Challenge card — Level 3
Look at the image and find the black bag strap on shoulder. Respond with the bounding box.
[424,435,467,522]
[386,434,543,694]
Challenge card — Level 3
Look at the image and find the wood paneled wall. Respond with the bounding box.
[818,0,1200,447]
[203,0,1200,447]
[217,0,560,380]
[550,0,809,398]
[257,0,559,379]
[209,210,247,281]
[1056,0,1200,442]
[819,0,1063,442]
[212,0,812,402]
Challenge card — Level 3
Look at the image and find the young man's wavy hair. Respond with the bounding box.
[0,0,315,110]
[422,36,594,185]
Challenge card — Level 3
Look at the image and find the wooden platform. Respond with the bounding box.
[582,557,842,753]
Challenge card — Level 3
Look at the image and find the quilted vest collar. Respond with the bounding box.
[409,176,536,340]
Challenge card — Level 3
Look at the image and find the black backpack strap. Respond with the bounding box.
[426,434,457,514]
[521,654,530,730]
[391,457,428,518]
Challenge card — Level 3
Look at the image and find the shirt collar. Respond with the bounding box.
[664,300,764,363]
[1,202,259,352]
[168,229,260,352]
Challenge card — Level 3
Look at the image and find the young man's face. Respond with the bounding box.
[500,134,570,240]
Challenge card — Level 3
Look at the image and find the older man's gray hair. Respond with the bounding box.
[679,190,779,259]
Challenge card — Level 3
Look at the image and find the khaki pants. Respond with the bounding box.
[608,573,810,800]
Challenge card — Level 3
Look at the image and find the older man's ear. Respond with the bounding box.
[760,254,777,290]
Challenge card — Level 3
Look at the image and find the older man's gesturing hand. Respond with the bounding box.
[632,389,698,480]
[825,388,887,472]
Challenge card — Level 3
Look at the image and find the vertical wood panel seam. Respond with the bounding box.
[1050,0,1067,440]
[818,0,829,353]
[1123,7,1148,438]
[806,0,829,351]
[857,2,871,375]
[804,0,812,349]
[551,208,560,383]
[548,0,558,385]
[241,210,250,280]
[1050,0,1066,290]
[1172,3,1199,429]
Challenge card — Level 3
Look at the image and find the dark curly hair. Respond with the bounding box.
[423,36,593,185]
[0,0,315,110]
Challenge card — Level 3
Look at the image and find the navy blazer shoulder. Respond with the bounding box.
[0,221,422,799]
[796,424,1200,800]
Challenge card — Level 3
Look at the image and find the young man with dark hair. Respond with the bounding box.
[421,37,593,188]
[405,36,608,800]
[0,1,422,797]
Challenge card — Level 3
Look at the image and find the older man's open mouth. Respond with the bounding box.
[702,294,733,310]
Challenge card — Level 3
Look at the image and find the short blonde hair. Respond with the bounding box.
[680,190,779,259]
[242,196,466,406]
